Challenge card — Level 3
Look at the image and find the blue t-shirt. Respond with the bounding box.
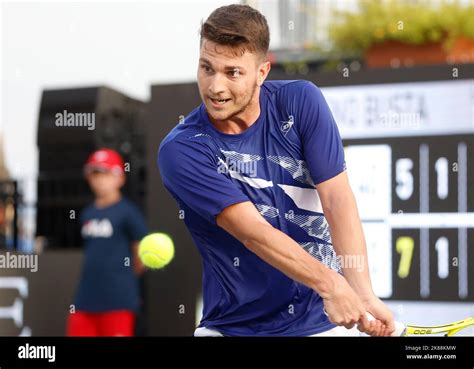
[74,197,148,312]
[158,80,346,336]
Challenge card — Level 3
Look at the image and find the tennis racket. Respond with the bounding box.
[366,313,474,336]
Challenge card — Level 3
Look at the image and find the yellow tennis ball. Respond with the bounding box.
[138,233,175,269]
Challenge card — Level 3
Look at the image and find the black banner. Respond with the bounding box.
[0,337,473,369]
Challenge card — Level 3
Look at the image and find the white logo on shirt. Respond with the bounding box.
[280,115,294,134]
[82,219,113,238]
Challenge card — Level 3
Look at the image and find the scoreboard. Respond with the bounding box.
[322,79,474,302]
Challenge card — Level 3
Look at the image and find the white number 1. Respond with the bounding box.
[435,157,449,200]
[435,237,449,279]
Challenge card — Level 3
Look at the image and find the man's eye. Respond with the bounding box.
[228,69,240,78]
[202,65,212,73]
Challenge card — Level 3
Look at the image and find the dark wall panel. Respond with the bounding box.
[144,83,203,336]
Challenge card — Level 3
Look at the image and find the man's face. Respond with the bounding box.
[197,39,269,124]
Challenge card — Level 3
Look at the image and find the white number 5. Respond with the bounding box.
[396,158,414,200]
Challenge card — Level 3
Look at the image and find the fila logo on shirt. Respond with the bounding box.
[82,219,113,238]
[280,115,294,134]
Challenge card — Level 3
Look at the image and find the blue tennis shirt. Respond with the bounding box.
[158,80,346,336]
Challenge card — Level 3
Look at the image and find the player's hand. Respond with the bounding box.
[358,294,395,336]
[321,271,366,330]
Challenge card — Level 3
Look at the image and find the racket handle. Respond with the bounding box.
[366,312,406,336]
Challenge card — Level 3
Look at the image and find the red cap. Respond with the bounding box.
[84,148,125,174]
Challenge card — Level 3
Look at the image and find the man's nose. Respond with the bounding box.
[208,73,226,97]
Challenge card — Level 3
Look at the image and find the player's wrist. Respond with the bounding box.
[350,289,374,304]
[358,291,377,303]
[344,277,374,299]
[315,268,342,299]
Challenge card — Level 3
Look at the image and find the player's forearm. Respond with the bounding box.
[323,190,374,297]
[241,221,336,297]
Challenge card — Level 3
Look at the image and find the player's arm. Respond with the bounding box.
[216,200,371,331]
[160,138,374,334]
[132,241,146,275]
[316,170,394,335]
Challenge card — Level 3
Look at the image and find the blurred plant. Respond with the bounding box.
[329,0,474,54]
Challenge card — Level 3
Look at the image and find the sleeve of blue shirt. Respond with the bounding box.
[295,81,346,185]
[125,202,149,241]
[158,139,250,224]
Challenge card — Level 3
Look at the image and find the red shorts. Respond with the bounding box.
[66,310,136,337]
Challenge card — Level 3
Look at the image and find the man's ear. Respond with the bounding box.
[257,60,271,86]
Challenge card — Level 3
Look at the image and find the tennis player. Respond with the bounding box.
[158,4,395,337]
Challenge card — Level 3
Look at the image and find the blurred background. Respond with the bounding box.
[0,0,473,336]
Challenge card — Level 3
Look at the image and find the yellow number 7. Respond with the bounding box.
[396,237,414,279]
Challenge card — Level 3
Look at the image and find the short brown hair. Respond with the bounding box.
[200,4,270,59]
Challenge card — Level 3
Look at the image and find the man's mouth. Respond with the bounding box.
[209,97,231,106]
